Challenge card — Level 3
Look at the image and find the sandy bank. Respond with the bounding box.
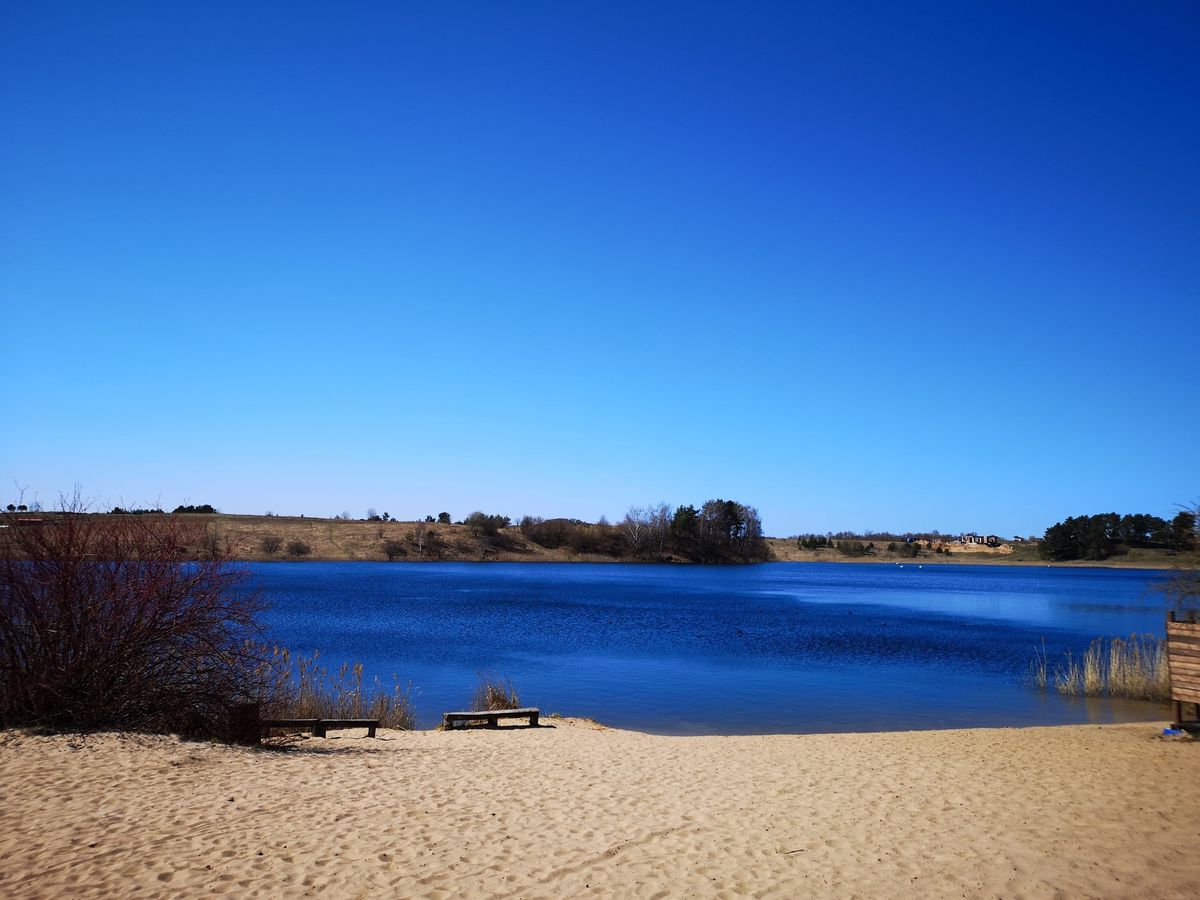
[1,720,1196,898]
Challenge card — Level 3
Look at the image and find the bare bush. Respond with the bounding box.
[261,534,283,555]
[286,540,311,557]
[201,527,226,560]
[0,507,266,736]
[382,539,406,561]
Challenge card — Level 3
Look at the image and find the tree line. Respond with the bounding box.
[520,499,767,563]
[104,503,218,515]
[796,534,934,558]
[1040,510,1197,561]
[245,500,769,564]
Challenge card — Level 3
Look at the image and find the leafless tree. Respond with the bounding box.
[650,502,673,557]
[622,506,652,557]
[410,523,428,559]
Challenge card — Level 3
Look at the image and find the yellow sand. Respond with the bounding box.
[1,720,1197,898]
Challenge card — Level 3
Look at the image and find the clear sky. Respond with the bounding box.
[2,1,1197,536]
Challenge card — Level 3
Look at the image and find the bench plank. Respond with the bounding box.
[261,717,379,738]
[314,718,379,738]
[443,707,540,717]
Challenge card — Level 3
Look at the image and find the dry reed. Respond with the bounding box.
[260,648,416,729]
[470,672,521,711]
[1040,634,1168,702]
[1026,639,1049,689]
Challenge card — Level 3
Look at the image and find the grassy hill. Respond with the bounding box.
[168,509,772,564]
[180,514,605,562]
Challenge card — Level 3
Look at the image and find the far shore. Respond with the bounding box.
[241,553,1177,570]
[76,513,1182,569]
[764,539,1180,570]
[2,718,1196,897]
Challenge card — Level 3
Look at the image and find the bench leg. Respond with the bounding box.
[529,711,539,727]
[487,715,498,728]
[367,724,376,738]
[314,721,327,738]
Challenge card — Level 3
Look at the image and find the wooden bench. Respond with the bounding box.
[261,717,380,738]
[443,707,539,729]
[228,704,381,745]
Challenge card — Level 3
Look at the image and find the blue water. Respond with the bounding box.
[247,561,1175,734]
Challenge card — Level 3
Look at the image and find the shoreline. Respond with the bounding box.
[768,555,1178,570]
[2,719,1196,898]
[230,554,1177,571]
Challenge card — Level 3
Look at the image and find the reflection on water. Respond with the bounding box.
[248,561,1173,734]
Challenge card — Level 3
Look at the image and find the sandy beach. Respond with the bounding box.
[1,719,1197,899]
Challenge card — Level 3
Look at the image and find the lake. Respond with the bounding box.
[249,561,1175,734]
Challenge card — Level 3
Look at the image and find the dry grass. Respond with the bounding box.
[167,514,564,562]
[470,673,521,711]
[1043,634,1169,702]
[1027,639,1049,689]
[261,648,416,729]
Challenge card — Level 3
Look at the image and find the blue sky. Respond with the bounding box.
[2,1,1197,536]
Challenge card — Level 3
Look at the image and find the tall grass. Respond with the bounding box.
[1027,638,1049,689]
[1106,635,1169,700]
[1036,634,1169,702]
[470,672,521,711]
[260,648,416,729]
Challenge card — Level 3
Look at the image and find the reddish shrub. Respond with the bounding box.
[0,508,266,737]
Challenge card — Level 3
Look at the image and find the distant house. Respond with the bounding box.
[959,532,1003,547]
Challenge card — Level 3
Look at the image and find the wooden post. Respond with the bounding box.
[1166,611,1200,729]
[314,720,327,738]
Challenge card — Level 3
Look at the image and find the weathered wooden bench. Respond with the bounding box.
[262,717,380,738]
[443,707,539,729]
[229,703,381,745]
